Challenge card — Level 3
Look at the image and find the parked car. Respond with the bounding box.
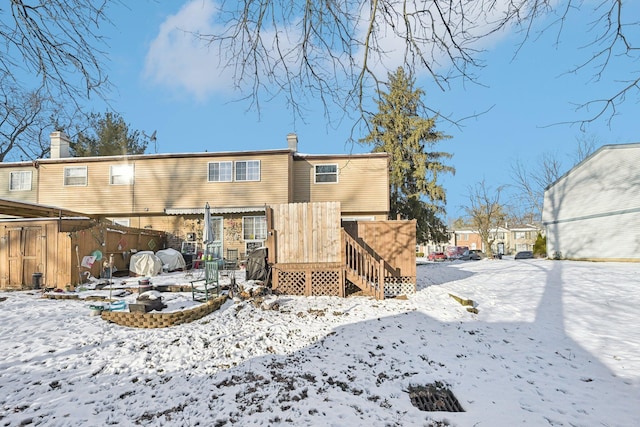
[428,252,447,262]
[445,246,469,260]
[514,250,534,260]
[468,250,484,260]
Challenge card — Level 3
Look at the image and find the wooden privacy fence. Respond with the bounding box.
[343,219,417,297]
[270,201,342,263]
[267,202,416,299]
[0,218,166,290]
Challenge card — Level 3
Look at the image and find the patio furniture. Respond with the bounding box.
[190,259,219,302]
[222,248,239,276]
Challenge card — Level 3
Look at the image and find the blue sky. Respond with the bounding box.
[85,1,638,220]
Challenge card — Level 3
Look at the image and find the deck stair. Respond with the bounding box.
[342,230,385,299]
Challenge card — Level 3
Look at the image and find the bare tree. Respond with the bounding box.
[0,1,114,105]
[465,179,507,257]
[572,133,599,165]
[511,152,563,222]
[0,81,55,162]
[198,1,638,127]
[511,133,599,221]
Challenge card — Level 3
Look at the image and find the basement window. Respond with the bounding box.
[408,383,464,412]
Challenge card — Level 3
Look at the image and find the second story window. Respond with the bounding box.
[110,164,134,185]
[208,161,232,182]
[314,164,338,183]
[9,171,32,191]
[235,160,260,181]
[64,166,88,186]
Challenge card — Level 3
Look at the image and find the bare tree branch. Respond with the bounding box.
[195,0,638,129]
[0,77,57,162]
[0,0,115,106]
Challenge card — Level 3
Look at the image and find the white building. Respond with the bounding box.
[542,143,640,262]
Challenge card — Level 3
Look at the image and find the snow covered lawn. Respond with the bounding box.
[1,259,638,426]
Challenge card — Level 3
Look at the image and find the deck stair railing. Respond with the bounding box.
[342,229,385,300]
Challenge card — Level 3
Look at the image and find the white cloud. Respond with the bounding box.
[144,0,527,101]
[144,0,234,101]
[352,1,524,79]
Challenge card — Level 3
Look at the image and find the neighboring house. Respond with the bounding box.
[542,143,640,262]
[0,132,390,260]
[439,224,541,256]
[453,228,483,251]
[487,226,510,255]
[509,224,540,253]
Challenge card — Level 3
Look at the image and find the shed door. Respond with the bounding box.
[7,227,43,287]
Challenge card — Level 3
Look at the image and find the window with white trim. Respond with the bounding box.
[235,160,260,181]
[208,161,232,182]
[314,164,338,183]
[9,171,32,191]
[64,166,88,186]
[110,164,134,185]
[243,216,267,241]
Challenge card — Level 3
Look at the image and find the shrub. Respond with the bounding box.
[533,233,547,258]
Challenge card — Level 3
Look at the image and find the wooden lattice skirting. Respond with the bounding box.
[273,263,344,297]
[384,277,416,297]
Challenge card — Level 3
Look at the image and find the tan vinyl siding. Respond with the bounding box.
[0,165,38,204]
[292,155,389,214]
[38,162,135,214]
[36,152,292,215]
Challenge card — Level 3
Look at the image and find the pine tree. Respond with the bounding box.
[70,112,147,157]
[361,67,454,243]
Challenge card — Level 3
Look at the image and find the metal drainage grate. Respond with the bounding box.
[408,383,465,412]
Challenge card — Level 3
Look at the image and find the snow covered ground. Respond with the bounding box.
[1,258,638,426]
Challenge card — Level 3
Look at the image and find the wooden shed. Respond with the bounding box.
[266,202,416,299]
[0,217,166,290]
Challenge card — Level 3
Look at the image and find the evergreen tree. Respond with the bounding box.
[533,233,547,258]
[361,67,454,243]
[70,112,147,157]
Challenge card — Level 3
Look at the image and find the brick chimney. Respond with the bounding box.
[50,131,71,159]
[287,133,298,152]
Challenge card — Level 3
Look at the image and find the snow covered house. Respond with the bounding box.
[1,132,417,296]
[542,143,640,262]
